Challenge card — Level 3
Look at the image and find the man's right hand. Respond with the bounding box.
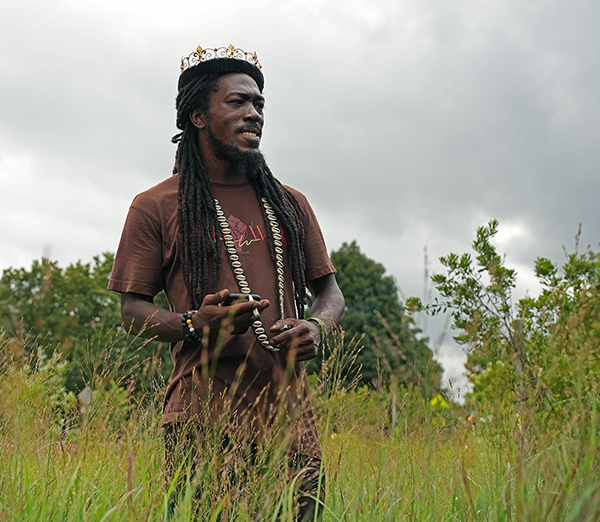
[193,289,270,336]
[120,290,269,343]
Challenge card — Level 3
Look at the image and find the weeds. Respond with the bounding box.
[0,325,599,521]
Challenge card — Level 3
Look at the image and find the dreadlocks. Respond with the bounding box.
[172,73,307,318]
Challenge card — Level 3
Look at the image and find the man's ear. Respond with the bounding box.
[191,110,206,130]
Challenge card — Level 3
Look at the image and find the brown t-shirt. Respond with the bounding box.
[108,174,335,459]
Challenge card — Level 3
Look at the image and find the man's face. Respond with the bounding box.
[194,73,265,169]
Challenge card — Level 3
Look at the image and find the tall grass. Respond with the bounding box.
[0,328,599,521]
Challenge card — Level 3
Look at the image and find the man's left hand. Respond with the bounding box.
[269,319,322,361]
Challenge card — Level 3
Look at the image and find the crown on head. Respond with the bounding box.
[180,44,262,73]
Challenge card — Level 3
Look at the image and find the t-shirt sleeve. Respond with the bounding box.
[108,202,164,297]
[290,189,336,282]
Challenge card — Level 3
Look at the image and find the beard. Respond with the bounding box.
[207,125,266,178]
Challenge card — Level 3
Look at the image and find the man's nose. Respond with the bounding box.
[243,104,262,122]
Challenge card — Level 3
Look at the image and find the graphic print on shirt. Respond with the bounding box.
[227,214,268,253]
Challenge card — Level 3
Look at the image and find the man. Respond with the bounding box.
[108,45,344,520]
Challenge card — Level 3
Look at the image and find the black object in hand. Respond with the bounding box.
[222,293,261,306]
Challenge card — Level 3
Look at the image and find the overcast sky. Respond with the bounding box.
[2,0,599,394]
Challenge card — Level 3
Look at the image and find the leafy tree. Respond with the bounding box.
[408,220,600,430]
[309,241,441,395]
[0,254,171,393]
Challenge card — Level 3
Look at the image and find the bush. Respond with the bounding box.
[409,220,600,436]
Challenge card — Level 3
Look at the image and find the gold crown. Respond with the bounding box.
[180,44,262,73]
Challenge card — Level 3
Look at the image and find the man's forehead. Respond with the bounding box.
[216,73,262,96]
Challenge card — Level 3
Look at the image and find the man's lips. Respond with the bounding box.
[237,126,262,139]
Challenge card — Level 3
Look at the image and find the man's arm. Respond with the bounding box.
[269,273,344,360]
[121,292,182,341]
[306,272,345,333]
[120,290,270,342]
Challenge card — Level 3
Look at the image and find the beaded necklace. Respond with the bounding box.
[214,197,285,352]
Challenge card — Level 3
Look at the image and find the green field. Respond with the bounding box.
[1,332,598,522]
